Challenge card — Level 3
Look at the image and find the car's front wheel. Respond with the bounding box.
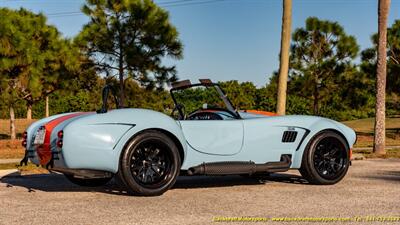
[299,131,350,185]
[118,130,181,196]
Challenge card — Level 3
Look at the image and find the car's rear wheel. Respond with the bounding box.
[118,130,181,196]
[64,174,112,187]
[299,131,350,185]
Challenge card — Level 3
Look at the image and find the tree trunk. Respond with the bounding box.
[373,0,391,155]
[313,92,319,115]
[276,0,292,115]
[26,102,32,120]
[119,71,124,108]
[118,28,125,108]
[10,105,16,140]
[45,96,49,117]
[313,77,319,115]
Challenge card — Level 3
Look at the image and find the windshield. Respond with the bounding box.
[170,84,238,119]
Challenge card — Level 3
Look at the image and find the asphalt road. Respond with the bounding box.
[0,159,399,225]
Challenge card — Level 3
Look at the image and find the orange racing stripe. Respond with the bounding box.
[36,112,91,165]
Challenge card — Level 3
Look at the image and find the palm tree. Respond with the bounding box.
[374,0,391,154]
[276,0,292,115]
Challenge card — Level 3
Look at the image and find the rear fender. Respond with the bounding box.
[62,109,187,173]
[25,113,77,165]
[111,118,187,173]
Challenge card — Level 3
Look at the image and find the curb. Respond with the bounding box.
[351,153,365,160]
[353,146,400,151]
[0,169,21,179]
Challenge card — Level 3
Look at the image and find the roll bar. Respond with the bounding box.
[97,84,120,114]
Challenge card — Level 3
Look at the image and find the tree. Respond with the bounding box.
[360,20,400,119]
[290,17,359,115]
[0,8,85,125]
[220,80,257,109]
[0,8,49,138]
[374,0,391,155]
[0,8,28,139]
[0,76,18,139]
[361,19,400,102]
[20,39,88,120]
[77,0,183,107]
[276,0,292,115]
[386,20,400,95]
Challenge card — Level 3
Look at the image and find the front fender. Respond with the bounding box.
[292,118,356,168]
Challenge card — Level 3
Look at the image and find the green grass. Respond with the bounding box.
[354,148,400,158]
[0,163,19,170]
[0,162,48,174]
[0,119,37,139]
[342,117,400,148]
[342,117,400,133]
[0,162,39,170]
[0,140,25,159]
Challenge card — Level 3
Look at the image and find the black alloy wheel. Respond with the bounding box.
[313,136,347,180]
[118,130,181,196]
[300,131,350,185]
[129,139,172,188]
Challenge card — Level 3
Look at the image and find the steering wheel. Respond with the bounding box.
[187,110,223,120]
[191,107,239,119]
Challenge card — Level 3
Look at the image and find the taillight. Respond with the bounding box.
[22,131,27,147]
[57,139,63,148]
[57,130,63,148]
[57,130,63,139]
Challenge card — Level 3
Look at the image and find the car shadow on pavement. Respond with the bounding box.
[174,173,308,189]
[1,173,131,195]
[1,172,308,196]
[362,170,400,182]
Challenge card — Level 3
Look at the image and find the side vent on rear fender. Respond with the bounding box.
[282,131,297,143]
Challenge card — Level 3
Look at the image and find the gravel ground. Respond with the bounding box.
[0,159,399,225]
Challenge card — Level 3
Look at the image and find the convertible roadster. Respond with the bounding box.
[21,79,356,196]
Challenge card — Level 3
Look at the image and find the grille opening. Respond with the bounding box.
[282,131,297,142]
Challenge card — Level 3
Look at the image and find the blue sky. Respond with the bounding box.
[1,0,400,86]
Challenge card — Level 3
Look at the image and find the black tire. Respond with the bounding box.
[299,131,350,185]
[118,130,181,196]
[64,174,112,187]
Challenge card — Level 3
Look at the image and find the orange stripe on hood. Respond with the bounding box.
[244,110,278,116]
[36,112,91,165]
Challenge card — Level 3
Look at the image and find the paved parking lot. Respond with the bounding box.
[0,159,399,225]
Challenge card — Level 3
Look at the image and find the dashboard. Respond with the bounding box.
[187,110,236,120]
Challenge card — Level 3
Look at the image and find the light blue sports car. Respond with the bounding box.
[21,79,356,196]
